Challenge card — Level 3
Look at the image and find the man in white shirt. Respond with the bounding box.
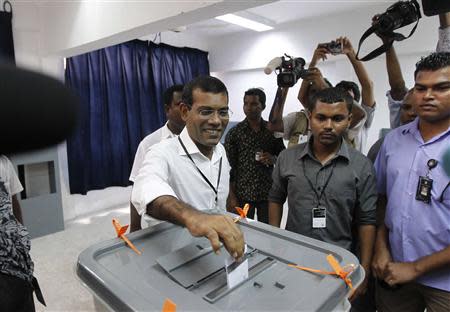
[129,84,184,232]
[131,76,245,259]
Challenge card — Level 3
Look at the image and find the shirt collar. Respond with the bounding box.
[401,117,450,144]
[161,122,178,139]
[177,128,223,162]
[299,137,350,162]
[243,118,267,129]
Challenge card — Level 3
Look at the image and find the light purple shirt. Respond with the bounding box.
[375,118,450,292]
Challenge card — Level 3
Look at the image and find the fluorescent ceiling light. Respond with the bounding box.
[215,14,273,32]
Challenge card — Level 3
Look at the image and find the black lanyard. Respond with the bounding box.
[302,158,336,207]
[178,137,222,203]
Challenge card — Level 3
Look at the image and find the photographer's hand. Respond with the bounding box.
[338,36,356,58]
[338,36,376,108]
[309,45,328,68]
[372,15,391,44]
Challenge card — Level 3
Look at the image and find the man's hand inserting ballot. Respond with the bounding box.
[148,195,245,260]
[185,212,245,260]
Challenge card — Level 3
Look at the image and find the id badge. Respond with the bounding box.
[298,134,308,144]
[416,176,433,204]
[312,206,326,228]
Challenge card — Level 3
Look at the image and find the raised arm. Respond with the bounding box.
[267,87,289,133]
[339,36,375,107]
[298,45,329,109]
[373,15,407,101]
[437,12,450,52]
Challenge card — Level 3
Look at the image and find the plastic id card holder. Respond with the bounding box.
[312,207,326,228]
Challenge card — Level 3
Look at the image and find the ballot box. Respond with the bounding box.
[77,219,364,311]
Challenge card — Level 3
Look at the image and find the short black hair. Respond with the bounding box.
[414,52,450,78]
[244,88,266,109]
[335,80,360,103]
[182,75,228,107]
[163,84,184,107]
[309,87,353,113]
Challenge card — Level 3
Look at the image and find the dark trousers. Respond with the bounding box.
[239,200,269,224]
[0,273,35,312]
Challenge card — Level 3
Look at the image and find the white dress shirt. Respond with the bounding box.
[129,122,177,182]
[131,128,230,216]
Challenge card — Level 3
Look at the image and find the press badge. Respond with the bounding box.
[415,159,438,204]
[416,176,433,204]
[312,207,326,228]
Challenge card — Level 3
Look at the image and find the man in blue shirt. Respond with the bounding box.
[373,52,450,312]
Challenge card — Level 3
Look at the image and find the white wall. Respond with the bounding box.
[210,4,439,153]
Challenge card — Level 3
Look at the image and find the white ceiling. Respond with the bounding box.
[183,0,396,38]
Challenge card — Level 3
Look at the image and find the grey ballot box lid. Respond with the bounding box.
[77,219,364,312]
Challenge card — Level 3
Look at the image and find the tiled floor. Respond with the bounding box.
[31,206,130,311]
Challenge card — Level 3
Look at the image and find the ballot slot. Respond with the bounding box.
[156,240,258,291]
[203,256,275,303]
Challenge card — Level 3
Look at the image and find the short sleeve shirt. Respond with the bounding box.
[0,155,33,282]
[131,128,230,215]
[224,119,285,201]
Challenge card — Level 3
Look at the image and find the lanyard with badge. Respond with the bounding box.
[302,159,336,228]
[415,159,438,204]
[178,137,222,206]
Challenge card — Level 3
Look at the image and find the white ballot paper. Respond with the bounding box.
[224,244,248,288]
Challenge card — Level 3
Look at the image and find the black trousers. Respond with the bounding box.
[0,273,35,312]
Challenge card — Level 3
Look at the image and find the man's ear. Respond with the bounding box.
[347,113,353,129]
[180,102,190,122]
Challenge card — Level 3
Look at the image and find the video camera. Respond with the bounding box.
[264,54,308,88]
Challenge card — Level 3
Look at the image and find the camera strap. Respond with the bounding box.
[355,0,421,62]
[355,18,420,62]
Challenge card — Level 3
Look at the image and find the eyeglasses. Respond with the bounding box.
[197,108,233,119]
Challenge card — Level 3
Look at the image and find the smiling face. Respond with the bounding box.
[181,88,229,157]
[413,66,450,123]
[309,100,352,148]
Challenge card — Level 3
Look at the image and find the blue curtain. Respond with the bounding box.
[65,40,209,194]
[148,42,210,122]
[66,40,157,194]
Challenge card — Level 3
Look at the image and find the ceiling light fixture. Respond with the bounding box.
[215,13,273,32]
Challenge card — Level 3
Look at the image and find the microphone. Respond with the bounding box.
[264,57,282,75]
[0,63,79,154]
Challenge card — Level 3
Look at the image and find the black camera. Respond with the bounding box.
[319,41,342,55]
[375,0,421,35]
[277,55,308,88]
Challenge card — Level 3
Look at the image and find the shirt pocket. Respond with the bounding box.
[326,188,356,220]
